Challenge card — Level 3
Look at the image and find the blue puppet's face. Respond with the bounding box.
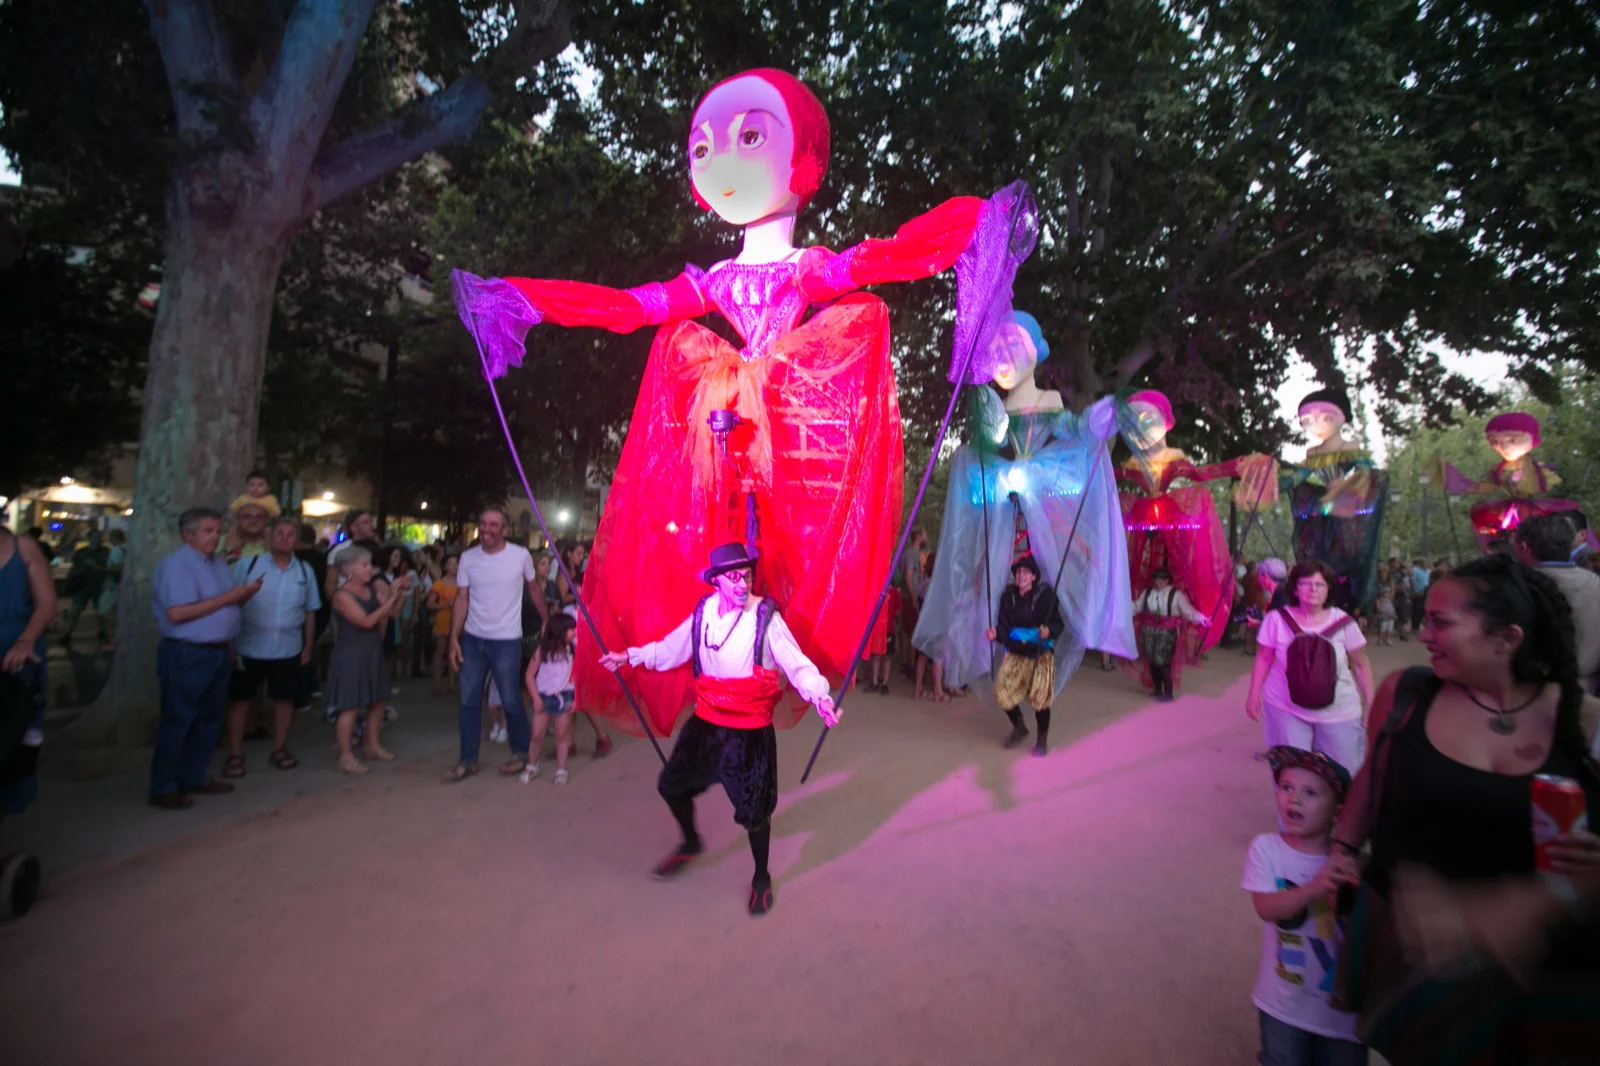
[989,322,1038,391]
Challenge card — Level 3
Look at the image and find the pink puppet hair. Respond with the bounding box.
[1128,389,1175,431]
[689,68,831,212]
[1485,412,1541,446]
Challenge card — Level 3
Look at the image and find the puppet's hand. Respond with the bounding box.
[451,270,544,379]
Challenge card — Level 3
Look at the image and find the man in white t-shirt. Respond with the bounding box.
[443,509,541,781]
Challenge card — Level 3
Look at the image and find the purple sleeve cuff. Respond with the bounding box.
[819,247,859,295]
[626,282,671,324]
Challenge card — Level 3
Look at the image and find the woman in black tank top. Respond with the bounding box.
[1325,554,1600,1063]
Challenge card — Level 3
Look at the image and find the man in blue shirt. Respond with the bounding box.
[148,508,262,809]
[222,516,320,778]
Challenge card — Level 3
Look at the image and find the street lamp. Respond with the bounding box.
[556,509,572,525]
[420,501,428,511]
[322,490,335,501]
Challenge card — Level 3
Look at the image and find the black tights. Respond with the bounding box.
[1004,706,1051,744]
[666,797,771,885]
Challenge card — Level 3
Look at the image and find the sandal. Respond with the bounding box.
[336,755,370,776]
[269,748,298,771]
[499,755,528,776]
[441,763,478,784]
[592,736,614,760]
[222,754,247,778]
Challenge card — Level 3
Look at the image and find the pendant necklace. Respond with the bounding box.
[703,605,743,653]
[1458,683,1543,736]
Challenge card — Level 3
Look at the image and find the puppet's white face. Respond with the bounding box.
[1298,402,1346,444]
[989,322,1038,391]
[689,77,799,227]
[1128,401,1170,450]
[1486,430,1535,463]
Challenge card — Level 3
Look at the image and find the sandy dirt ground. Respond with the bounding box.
[0,641,1425,1066]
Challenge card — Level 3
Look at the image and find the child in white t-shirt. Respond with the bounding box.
[1241,747,1366,1066]
[520,614,577,786]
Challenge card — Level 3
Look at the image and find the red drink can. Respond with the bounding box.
[1532,774,1589,872]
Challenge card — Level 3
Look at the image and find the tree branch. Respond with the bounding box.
[1224,226,1321,285]
[141,0,244,139]
[251,0,380,182]
[302,0,572,217]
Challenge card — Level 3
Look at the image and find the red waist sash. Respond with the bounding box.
[694,668,783,729]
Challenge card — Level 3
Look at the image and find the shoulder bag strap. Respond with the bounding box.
[691,596,707,679]
[1319,614,1356,639]
[1278,607,1304,636]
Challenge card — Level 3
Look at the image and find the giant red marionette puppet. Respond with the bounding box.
[453,69,1027,736]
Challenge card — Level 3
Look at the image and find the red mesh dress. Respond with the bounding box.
[1117,454,1242,691]
[492,197,985,735]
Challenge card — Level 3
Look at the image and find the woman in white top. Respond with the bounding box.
[520,613,577,785]
[1245,560,1375,773]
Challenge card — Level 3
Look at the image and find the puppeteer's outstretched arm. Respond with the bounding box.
[794,196,987,302]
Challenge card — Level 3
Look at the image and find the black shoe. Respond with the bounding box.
[149,792,194,810]
[652,842,704,881]
[189,779,236,795]
[748,878,775,917]
[1032,739,1049,758]
[1003,726,1030,749]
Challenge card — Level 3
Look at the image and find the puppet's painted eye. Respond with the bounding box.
[740,128,766,148]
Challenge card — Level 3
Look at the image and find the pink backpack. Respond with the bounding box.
[1278,609,1354,710]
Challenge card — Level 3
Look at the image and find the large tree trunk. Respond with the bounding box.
[70,185,290,748]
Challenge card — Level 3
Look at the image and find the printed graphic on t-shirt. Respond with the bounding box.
[1272,877,1342,994]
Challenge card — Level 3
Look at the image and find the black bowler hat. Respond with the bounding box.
[703,542,759,584]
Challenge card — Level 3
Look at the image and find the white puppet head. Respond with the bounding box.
[688,69,829,227]
[989,310,1049,391]
[1484,412,1541,463]
[1297,388,1352,446]
[1127,389,1175,451]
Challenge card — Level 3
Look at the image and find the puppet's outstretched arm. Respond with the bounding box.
[452,269,714,378]
[793,196,987,302]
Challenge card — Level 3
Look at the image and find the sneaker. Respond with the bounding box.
[384,705,398,723]
[1003,726,1030,749]
[553,769,569,786]
[294,704,312,714]
[593,735,614,759]
[489,723,506,744]
[518,762,541,784]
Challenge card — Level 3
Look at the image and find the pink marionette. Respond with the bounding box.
[1439,412,1590,549]
[452,68,1030,736]
[1116,389,1274,695]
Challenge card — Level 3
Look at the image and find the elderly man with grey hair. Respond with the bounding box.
[148,507,263,809]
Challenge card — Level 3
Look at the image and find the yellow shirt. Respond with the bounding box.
[230,492,282,517]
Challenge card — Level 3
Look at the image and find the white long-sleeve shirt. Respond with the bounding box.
[628,596,831,705]
[1133,586,1208,627]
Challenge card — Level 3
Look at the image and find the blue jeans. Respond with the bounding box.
[457,633,529,765]
[149,640,231,799]
[1259,1011,1367,1066]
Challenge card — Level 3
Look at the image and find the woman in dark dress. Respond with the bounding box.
[325,547,412,775]
[1327,554,1600,1063]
